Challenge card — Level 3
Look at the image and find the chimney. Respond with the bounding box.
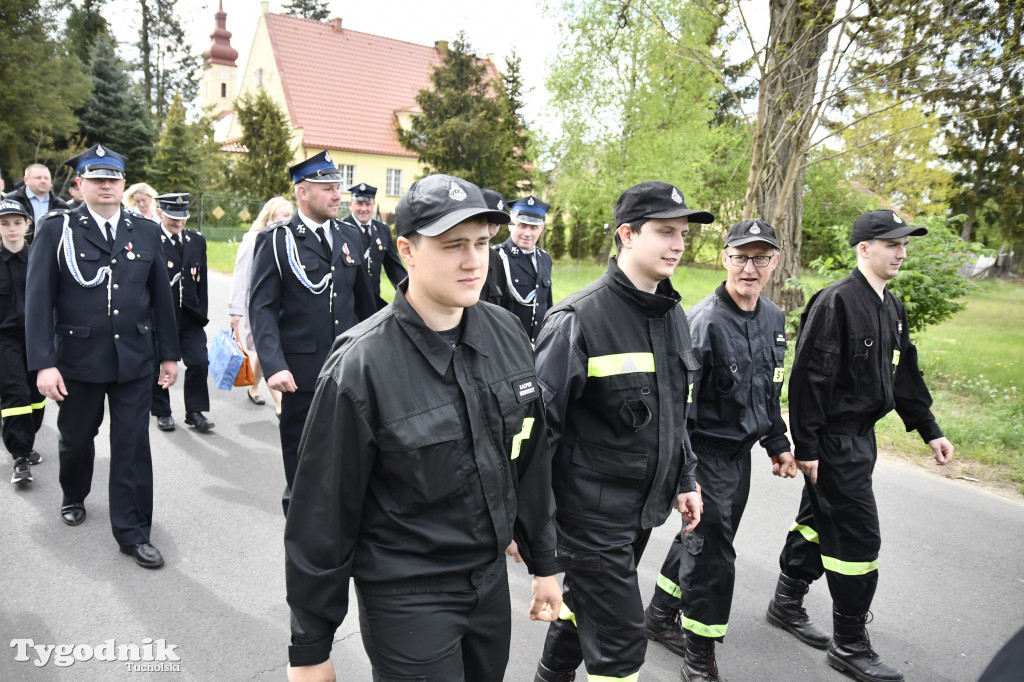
[330,17,343,32]
[435,40,449,58]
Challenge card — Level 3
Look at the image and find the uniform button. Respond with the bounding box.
[114,334,120,340]
[111,258,117,264]
[335,320,339,325]
[331,266,336,272]
[113,284,119,290]
[113,309,119,315]
[79,252,85,257]
[69,330,74,335]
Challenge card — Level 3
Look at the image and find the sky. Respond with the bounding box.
[102,0,561,133]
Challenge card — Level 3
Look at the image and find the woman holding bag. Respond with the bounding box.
[228,197,293,417]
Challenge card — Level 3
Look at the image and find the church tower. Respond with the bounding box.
[201,0,239,118]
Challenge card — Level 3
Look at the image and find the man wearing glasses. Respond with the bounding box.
[644,218,798,681]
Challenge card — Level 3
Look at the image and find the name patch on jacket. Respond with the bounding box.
[775,331,786,346]
[513,377,539,403]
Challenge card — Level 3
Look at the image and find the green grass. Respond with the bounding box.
[208,239,242,274]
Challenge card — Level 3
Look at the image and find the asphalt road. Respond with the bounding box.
[1,271,1021,681]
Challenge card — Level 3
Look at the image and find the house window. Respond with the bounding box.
[256,68,264,86]
[220,83,227,98]
[386,169,402,196]
[339,165,355,187]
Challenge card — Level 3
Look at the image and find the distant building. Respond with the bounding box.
[200,1,499,219]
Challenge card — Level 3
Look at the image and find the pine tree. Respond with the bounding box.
[147,92,195,192]
[136,0,201,119]
[66,0,109,66]
[232,89,295,200]
[283,0,331,21]
[78,32,158,181]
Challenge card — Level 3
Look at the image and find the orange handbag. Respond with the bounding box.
[233,325,255,387]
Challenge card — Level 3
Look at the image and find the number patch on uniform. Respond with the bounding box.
[773,367,785,383]
[892,349,901,371]
[513,377,539,403]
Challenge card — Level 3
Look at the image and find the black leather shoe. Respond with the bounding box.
[120,542,165,568]
[61,498,86,526]
[156,416,175,431]
[247,391,266,405]
[184,412,214,432]
[766,572,830,649]
[646,603,687,657]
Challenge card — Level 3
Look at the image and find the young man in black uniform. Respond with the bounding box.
[341,182,405,309]
[0,200,45,485]
[479,188,509,306]
[26,144,180,569]
[533,181,706,682]
[494,195,553,344]
[285,174,562,682]
[644,219,799,681]
[249,151,377,515]
[150,193,213,433]
[769,210,954,682]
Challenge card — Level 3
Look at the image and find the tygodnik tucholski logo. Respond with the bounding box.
[10,638,181,671]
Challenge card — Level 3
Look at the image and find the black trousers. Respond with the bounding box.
[356,558,511,681]
[779,431,881,616]
[654,446,752,641]
[0,332,44,459]
[151,321,209,416]
[58,376,154,547]
[540,522,652,679]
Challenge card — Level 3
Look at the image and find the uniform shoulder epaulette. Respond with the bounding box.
[44,208,73,219]
[264,220,288,233]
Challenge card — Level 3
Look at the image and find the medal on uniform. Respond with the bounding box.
[167,260,174,269]
[376,237,383,251]
[342,242,353,264]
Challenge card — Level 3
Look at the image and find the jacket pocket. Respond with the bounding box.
[805,337,838,377]
[378,403,466,514]
[567,438,647,522]
[124,251,152,282]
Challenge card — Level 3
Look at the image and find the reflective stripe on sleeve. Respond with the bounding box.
[822,555,879,576]
[510,417,535,460]
[682,615,728,639]
[587,353,655,377]
[656,572,682,599]
[790,522,819,544]
[1,405,33,418]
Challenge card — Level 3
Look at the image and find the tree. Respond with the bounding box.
[136,0,201,119]
[66,0,109,66]
[0,0,91,175]
[398,33,530,199]
[495,50,535,196]
[78,33,158,181]
[232,89,295,200]
[283,0,331,21]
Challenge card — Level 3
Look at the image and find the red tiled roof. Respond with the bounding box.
[265,14,497,158]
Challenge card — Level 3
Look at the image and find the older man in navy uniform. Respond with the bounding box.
[341,182,405,309]
[26,144,180,569]
[249,151,377,515]
[494,196,553,344]
[151,193,213,434]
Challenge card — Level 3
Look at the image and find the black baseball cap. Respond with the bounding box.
[614,181,714,227]
[0,200,30,219]
[850,210,927,246]
[396,175,510,238]
[481,188,507,213]
[725,218,780,249]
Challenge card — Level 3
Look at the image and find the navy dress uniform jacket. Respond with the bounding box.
[26,206,181,381]
[248,214,377,392]
[160,228,209,326]
[494,238,553,343]
[340,214,406,309]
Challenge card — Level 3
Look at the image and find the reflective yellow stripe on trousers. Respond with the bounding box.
[656,572,681,599]
[790,522,819,544]
[682,615,728,639]
[2,400,46,418]
[587,353,655,378]
[822,555,879,575]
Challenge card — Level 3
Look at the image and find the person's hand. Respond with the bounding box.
[505,540,523,563]
[287,660,335,682]
[529,575,562,622]
[675,491,702,533]
[268,370,298,393]
[229,314,242,331]
[796,459,819,484]
[157,360,178,389]
[772,452,799,478]
[37,367,67,401]
[928,437,954,465]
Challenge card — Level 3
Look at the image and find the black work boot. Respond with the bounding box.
[534,660,575,682]
[766,572,830,649]
[827,611,904,682]
[681,632,724,681]
[646,602,687,657]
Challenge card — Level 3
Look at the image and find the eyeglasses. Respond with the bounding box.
[726,254,774,268]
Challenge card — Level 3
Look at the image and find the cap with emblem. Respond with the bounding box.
[64,143,128,179]
[615,181,714,226]
[724,218,779,249]
[289,151,342,184]
[508,196,550,226]
[348,183,377,201]
[396,174,511,238]
[156,193,191,220]
[849,210,927,246]
[0,199,30,219]
[481,189,508,215]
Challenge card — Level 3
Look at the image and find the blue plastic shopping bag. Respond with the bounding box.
[208,328,245,390]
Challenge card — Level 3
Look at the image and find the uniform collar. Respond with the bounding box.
[392,281,491,376]
[849,267,891,306]
[0,244,27,262]
[87,205,120,229]
[714,282,761,317]
[604,256,681,315]
[297,208,330,232]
